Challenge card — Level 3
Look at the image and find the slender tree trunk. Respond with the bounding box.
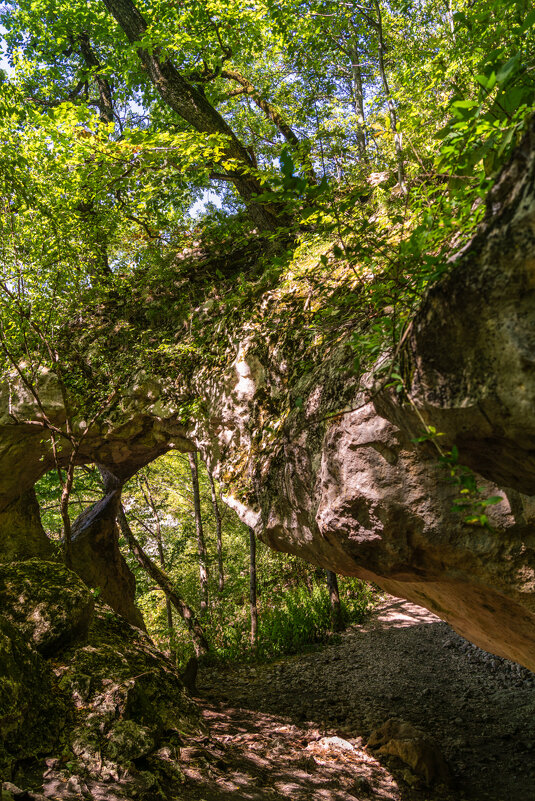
[101,0,284,231]
[78,33,114,124]
[249,527,258,648]
[207,467,224,593]
[140,475,174,648]
[326,570,345,632]
[347,40,368,163]
[188,452,209,617]
[372,0,406,192]
[117,504,210,657]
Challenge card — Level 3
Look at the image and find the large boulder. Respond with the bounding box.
[0,490,51,562]
[58,606,202,783]
[0,615,67,781]
[215,347,535,671]
[0,560,202,797]
[0,559,94,655]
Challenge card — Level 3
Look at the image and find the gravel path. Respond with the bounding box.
[190,596,535,801]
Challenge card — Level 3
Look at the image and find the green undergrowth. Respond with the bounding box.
[165,576,376,667]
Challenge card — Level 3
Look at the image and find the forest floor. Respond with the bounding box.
[185,596,535,801]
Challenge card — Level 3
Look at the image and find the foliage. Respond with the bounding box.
[0,0,533,393]
[119,452,376,664]
[36,453,377,665]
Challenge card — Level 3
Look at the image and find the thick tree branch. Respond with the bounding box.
[116,502,210,657]
[100,0,284,230]
[78,33,114,124]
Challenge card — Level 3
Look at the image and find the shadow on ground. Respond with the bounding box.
[192,597,535,801]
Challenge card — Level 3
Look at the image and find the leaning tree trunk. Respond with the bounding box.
[249,527,258,648]
[101,0,284,231]
[326,570,345,632]
[57,445,77,570]
[207,466,224,593]
[188,452,210,617]
[117,505,210,658]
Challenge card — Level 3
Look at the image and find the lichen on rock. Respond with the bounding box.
[53,606,201,791]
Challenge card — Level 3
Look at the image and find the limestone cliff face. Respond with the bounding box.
[0,123,535,671]
[198,119,535,671]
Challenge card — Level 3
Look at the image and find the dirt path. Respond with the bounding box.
[185,596,535,801]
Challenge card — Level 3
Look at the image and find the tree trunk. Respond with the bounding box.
[78,33,114,124]
[117,504,210,657]
[188,452,209,617]
[59,451,76,569]
[326,570,345,632]
[249,526,258,648]
[207,467,224,593]
[372,0,406,192]
[347,40,368,163]
[100,0,284,231]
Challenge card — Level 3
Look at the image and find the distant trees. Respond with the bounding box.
[117,503,210,658]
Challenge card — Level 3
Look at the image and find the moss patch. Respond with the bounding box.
[0,559,94,656]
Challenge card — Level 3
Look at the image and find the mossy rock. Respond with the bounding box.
[0,559,94,656]
[0,563,201,796]
[61,607,202,772]
[0,615,67,780]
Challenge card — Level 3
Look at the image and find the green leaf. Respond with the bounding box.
[481,495,503,506]
[496,54,521,85]
[521,9,535,31]
[451,100,479,109]
[476,71,497,91]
